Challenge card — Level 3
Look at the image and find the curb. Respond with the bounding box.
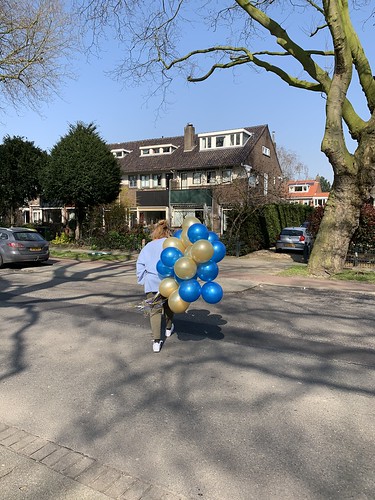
[0,423,187,500]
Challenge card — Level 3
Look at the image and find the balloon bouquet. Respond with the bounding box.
[156,216,226,313]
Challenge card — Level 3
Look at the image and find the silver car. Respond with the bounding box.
[275,226,313,253]
[0,227,49,267]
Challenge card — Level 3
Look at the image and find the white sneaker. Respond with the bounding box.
[165,324,174,338]
[152,340,163,353]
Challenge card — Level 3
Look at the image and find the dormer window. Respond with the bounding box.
[111,148,131,158]
[199,128,251,150]
[140,144,177,156]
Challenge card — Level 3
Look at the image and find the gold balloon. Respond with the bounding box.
[168,290,190,313]
[184,245,193,258]
[191,240,214,263]
[181,229,192,248]
[159,278,179,298]
[182,216,200,230]
[163,236,185,252]
[174,256,197,279]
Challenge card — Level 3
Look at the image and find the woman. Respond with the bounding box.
[136,220,175,352]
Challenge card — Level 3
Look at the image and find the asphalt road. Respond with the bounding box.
[0,257,374,499]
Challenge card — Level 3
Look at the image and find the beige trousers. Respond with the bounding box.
[146,292,174,341]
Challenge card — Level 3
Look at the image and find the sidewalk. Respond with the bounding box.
[0,423,185,500]
[217,252,375,295]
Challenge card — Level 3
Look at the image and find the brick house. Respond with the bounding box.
[285,179,330,207]
[110,123,283,233]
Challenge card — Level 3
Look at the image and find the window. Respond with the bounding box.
[152,174,162,187]
[193,172,202,185]
[215,136,225,147]
[201,137,211,149]
[262,146,271,157]
[264,173,269,195]
[230,133,241,146]
[111,148,131,158]
[181,172,188,188]
[206,170,216,184]
[140,144,177,156]
[294,186,303,192]
[222,169,232,183]
[141,175,150,188]
[129,175,137,188]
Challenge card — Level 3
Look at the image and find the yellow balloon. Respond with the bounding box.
[168,290,190,313]
[159,278,179,298]
[174,256,197,279]
[163,236,185,252]
[191,240,214,263]
[181,229,192,248]
[182,216,200,230]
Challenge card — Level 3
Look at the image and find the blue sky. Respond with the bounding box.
[0,5,373,184]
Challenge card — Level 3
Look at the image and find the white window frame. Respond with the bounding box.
[222,169,232,183]
[128,175,137,188]
[193,172,202,185]
[141,175,150,188]
[262,146,271,157]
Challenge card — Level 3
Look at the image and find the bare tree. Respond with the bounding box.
[277,146,309,182]
[0,0,78,111]
[75,0,375,275]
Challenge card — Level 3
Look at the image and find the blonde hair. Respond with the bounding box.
[151,219,172,240]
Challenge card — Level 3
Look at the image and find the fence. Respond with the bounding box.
[345,246,375,269]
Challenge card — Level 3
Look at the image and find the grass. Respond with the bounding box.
[279,264,375,284]
[50,248,133,262]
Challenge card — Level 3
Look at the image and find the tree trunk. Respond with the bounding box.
[308,174,362,275]
[308,129,375,276]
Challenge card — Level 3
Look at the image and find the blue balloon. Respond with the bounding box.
[173,229,183,239]
[208,231,220,243]
[156,259,174,278]
[187,223,209,243]
[174,273,197,283]
[201,282,223,304]
[178,279,201,302]
[161,247,183,268]
[197,260,219,282]
[211,240,226,263]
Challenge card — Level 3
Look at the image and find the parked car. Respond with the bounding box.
[275,226,313,254]
[0,227,49,267]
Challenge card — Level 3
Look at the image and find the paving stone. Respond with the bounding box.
[17,437,48,456]
[0,429,29,447]
[0,423,8,433]
[63,455,95,479]
[0,426,19,442]
[29,442,59,461]
[74,461,106,486]
[41,447,72,467]
[160,493,187,500]
[90,467,122,493]
[104,474,136,498]
[141,485,169,499]
[10,433,38,451]
[119,478,151,500]
[50,450,82,473]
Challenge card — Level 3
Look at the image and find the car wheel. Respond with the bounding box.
[275,248,282,253]
[0,254,3,268]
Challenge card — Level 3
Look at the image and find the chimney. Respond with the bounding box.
[184,123,196,152]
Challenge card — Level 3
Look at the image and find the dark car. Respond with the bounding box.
[0,227,49,267]
[275,226,313,254]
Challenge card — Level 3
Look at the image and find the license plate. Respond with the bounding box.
[30,247,42,252]
[285,243,295,248]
